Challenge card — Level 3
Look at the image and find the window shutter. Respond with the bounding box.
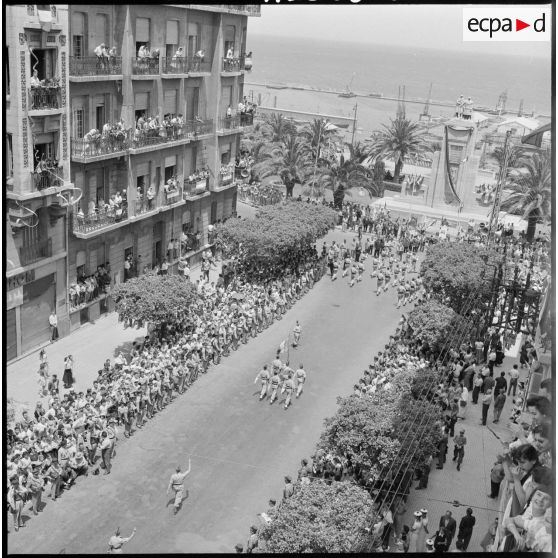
[166,20,178,45]
[163,90,177,115]
[136,162,149,176]
[165,155,176,168]
[95,13,107,45]
[134,92,148,111]
[136,18,150,42]
[72,12,85,35]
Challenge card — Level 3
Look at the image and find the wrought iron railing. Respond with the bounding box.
[31,166,64,190]
[69,56,123,76]
[222,57,244,72]
[161,56,188,74]
[131,123,193,149]
[131,56,160,75]
[29,86,61,110]
[19,238,52,266]
[71,135,130,159]
[72,206,128,234]
[218,115,241,131]
[187,56,211,73]
[163,184,183,205]
[190,118,213,137]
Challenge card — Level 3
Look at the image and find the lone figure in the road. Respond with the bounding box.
[167,459,191,515]
[292,321,302,347]
[108,527,136,554]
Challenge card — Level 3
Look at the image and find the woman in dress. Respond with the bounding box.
[62,355,74,389]
[409,511,423,552]
[457,381,469,420]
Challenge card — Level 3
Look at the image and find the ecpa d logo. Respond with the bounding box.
[463,7,551,41]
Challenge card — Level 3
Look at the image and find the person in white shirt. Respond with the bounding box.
[30,69,42,88]
[49,311,59,341]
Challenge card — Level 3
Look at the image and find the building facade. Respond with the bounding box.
[5,4,260,360]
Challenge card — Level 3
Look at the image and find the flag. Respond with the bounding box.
[279,339,287,353]
[521,122,551,148]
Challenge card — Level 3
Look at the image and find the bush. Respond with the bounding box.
[421,243,501,312]
[112,272,199,329]
[259,480,377,553]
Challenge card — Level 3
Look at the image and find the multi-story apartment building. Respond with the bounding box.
[5,4,260,360]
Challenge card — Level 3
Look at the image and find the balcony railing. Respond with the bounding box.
[69,56,123,76]
[72,206,128,234]
[184,177,209,197]
[218,172,235,187]
[217,113,253,132]
[191,118,213,137]
[19,238,52,266]
[163,184,183,205]
[131,123,193,149]
[222,57,244,72]
[131,56,160,75]
[29,86,61,110]
[161,56,188,74]
[32,166,64,190]
[187,56,211,73]
[71,134,131,160]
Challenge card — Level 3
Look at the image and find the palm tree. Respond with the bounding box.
[261,113,296,144]
[366,117,430,182]
[248,140,282,183]
[256,133,310,197]
[318,144,369,208]
[490,144,529,183]
[300,118,340,162]
[500,149,551,241]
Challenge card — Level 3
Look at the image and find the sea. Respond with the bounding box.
[244,34,552,142]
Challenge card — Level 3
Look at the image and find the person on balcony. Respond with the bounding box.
[146,185,156,210]
[94,43,107,70]
[30,69,42,88]
[193,49,205,71]
[225,105,232,128]
[172,47,184,70]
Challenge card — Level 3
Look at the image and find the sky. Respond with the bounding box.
[248,4,552,59]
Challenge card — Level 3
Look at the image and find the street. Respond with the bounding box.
[8,227,405,554]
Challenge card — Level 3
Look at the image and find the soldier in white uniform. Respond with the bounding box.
[295,364,307,398]
[254,365,270,400]
[167,459,191,515]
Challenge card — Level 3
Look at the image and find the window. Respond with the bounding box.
[71,12,86,57]
[164,165,176,182]
[185,87,199,121]
[135,17,150,55]
[124,246,134,261]
[187,22,199,57]
[6,134,13,176]
[33,141,56,168]
[224,25,236,56]
[95,13,108,47]
[210,201,217,224]
[76,264,86,280]
[96,169,108,205]
[95,97,105,130]
[165,20,178,60]
[134,92,149,120]
[220,147,231,165]
[73,108,84,138]
[163,89,177,117]
[30,49,56,80]
[222,85,233,112]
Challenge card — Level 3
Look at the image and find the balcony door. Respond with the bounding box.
[224,25,236,56]
[185,87,199,121]
[30,49,57,80]
[187,22,199,58]
[71,11,87,57]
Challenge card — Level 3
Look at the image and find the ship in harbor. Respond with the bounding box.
[266,83,288,90]
[368,92,383,98]
[338,73,356,98]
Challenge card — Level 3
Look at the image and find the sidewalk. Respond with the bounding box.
[397,353,529,553]
[6,261,224,420]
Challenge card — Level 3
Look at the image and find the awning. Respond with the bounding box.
[383,160,431,177]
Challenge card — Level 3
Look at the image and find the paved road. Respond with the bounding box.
[8,228,406,554]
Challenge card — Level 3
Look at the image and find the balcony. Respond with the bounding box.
[130,123,193,152]
[69,56,123,78]
[71,134,130,163]
[161,56,188,75]
[184,176,210,198]
[72,206,128,238]
[162,183,184,206]
[217,113,254,134]
[222,57,244,73]
[190,118,214,138]
[19,238,53,266]
[29,86,61,111]
[32,166,64,191]
[131,57,160,76]
[187,56,211,74]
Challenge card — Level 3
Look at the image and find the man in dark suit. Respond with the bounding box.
[438,510,457,548]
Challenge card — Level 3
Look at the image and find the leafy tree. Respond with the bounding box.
[318,395,401,480]
[410,367,442,401]
[420,243,501,312]
[500,148,551,241]
[366,117,430,182]
[112,273,199,329]
[407,299,472,352]
[259,480,377,553]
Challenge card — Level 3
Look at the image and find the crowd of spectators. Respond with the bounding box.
[69,264,112,310]
[6,244,327,534]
